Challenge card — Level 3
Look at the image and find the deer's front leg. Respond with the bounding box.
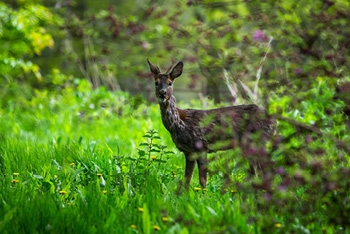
[197,155,208,188]
[185,154,196,186]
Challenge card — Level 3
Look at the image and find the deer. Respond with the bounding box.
[147,59,277,188]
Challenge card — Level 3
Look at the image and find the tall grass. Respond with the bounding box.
[0,135,251,233]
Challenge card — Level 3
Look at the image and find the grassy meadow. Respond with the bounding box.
[0,82,249,233]
[0,79,349,233]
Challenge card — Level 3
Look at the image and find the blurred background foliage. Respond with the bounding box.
[1,0,350,231]
[2,0,350,104]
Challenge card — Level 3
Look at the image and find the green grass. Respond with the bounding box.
[0,136,251,233]
[0,82,349,233]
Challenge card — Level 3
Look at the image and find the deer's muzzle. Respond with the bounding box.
[159,89,166,100]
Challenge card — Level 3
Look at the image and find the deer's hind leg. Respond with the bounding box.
[197,154,208,188]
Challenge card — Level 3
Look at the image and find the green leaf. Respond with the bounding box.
[150,149,160,153]
[138,150,146,156]
[180,227,190,234]
[142,204,151,234]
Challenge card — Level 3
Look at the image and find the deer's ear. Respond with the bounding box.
[170,61,183,80]
[147,59,160,78]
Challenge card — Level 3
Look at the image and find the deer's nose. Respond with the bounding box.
[159,89,166,98]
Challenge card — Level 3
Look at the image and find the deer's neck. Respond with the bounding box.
[159,96,185,131]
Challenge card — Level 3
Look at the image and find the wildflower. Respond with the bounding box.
[102,190,107,194]
[59,190,67,195]
[274,223,282,228]
[97,173,102,178]
[13,172,19,176]
[252,29,268,42]
[172,172,176,178]
[138,207,144,212]
[264,192,271,201]
[70,163,75,167]
[294,68,303,75]
[276,167,286,176]
[11,179,19,184]
[194,187,201,191]
[153,225,161,231]
[162,217,169,222]
[142,41,150,50]
[54,175,58,179]
[130,224,137,229]
[151,156,156,160]
[195,141,203,149]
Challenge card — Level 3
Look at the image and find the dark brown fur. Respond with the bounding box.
[147,59,277,187]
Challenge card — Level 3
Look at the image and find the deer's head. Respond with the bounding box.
[147,59,183,103]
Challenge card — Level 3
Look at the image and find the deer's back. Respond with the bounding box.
[170,104,276,153]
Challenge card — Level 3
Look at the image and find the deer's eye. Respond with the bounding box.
[168,81,173,86]
[155,81,159,86]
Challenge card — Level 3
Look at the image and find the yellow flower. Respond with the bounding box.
[172,172,177,178]
[224,188,236,193]
[162,217,169,222]
[102,190,107,194]
[202,188,208,192]
[59,190,67,195]
[11,179,19,184]
[153,225,161,231]
[194,187,201,191]
[274,223,282,228]
[130,224,137,229]
[54,175,58,179]
[13,172,20,176]
[138,207,144,212]
[151,156,156,160]
[70,163,75,167]
[97,173,103,178]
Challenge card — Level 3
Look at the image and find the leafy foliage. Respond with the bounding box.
[0,2,62,108]
[0,3,57,80]
[26,0,350,103]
